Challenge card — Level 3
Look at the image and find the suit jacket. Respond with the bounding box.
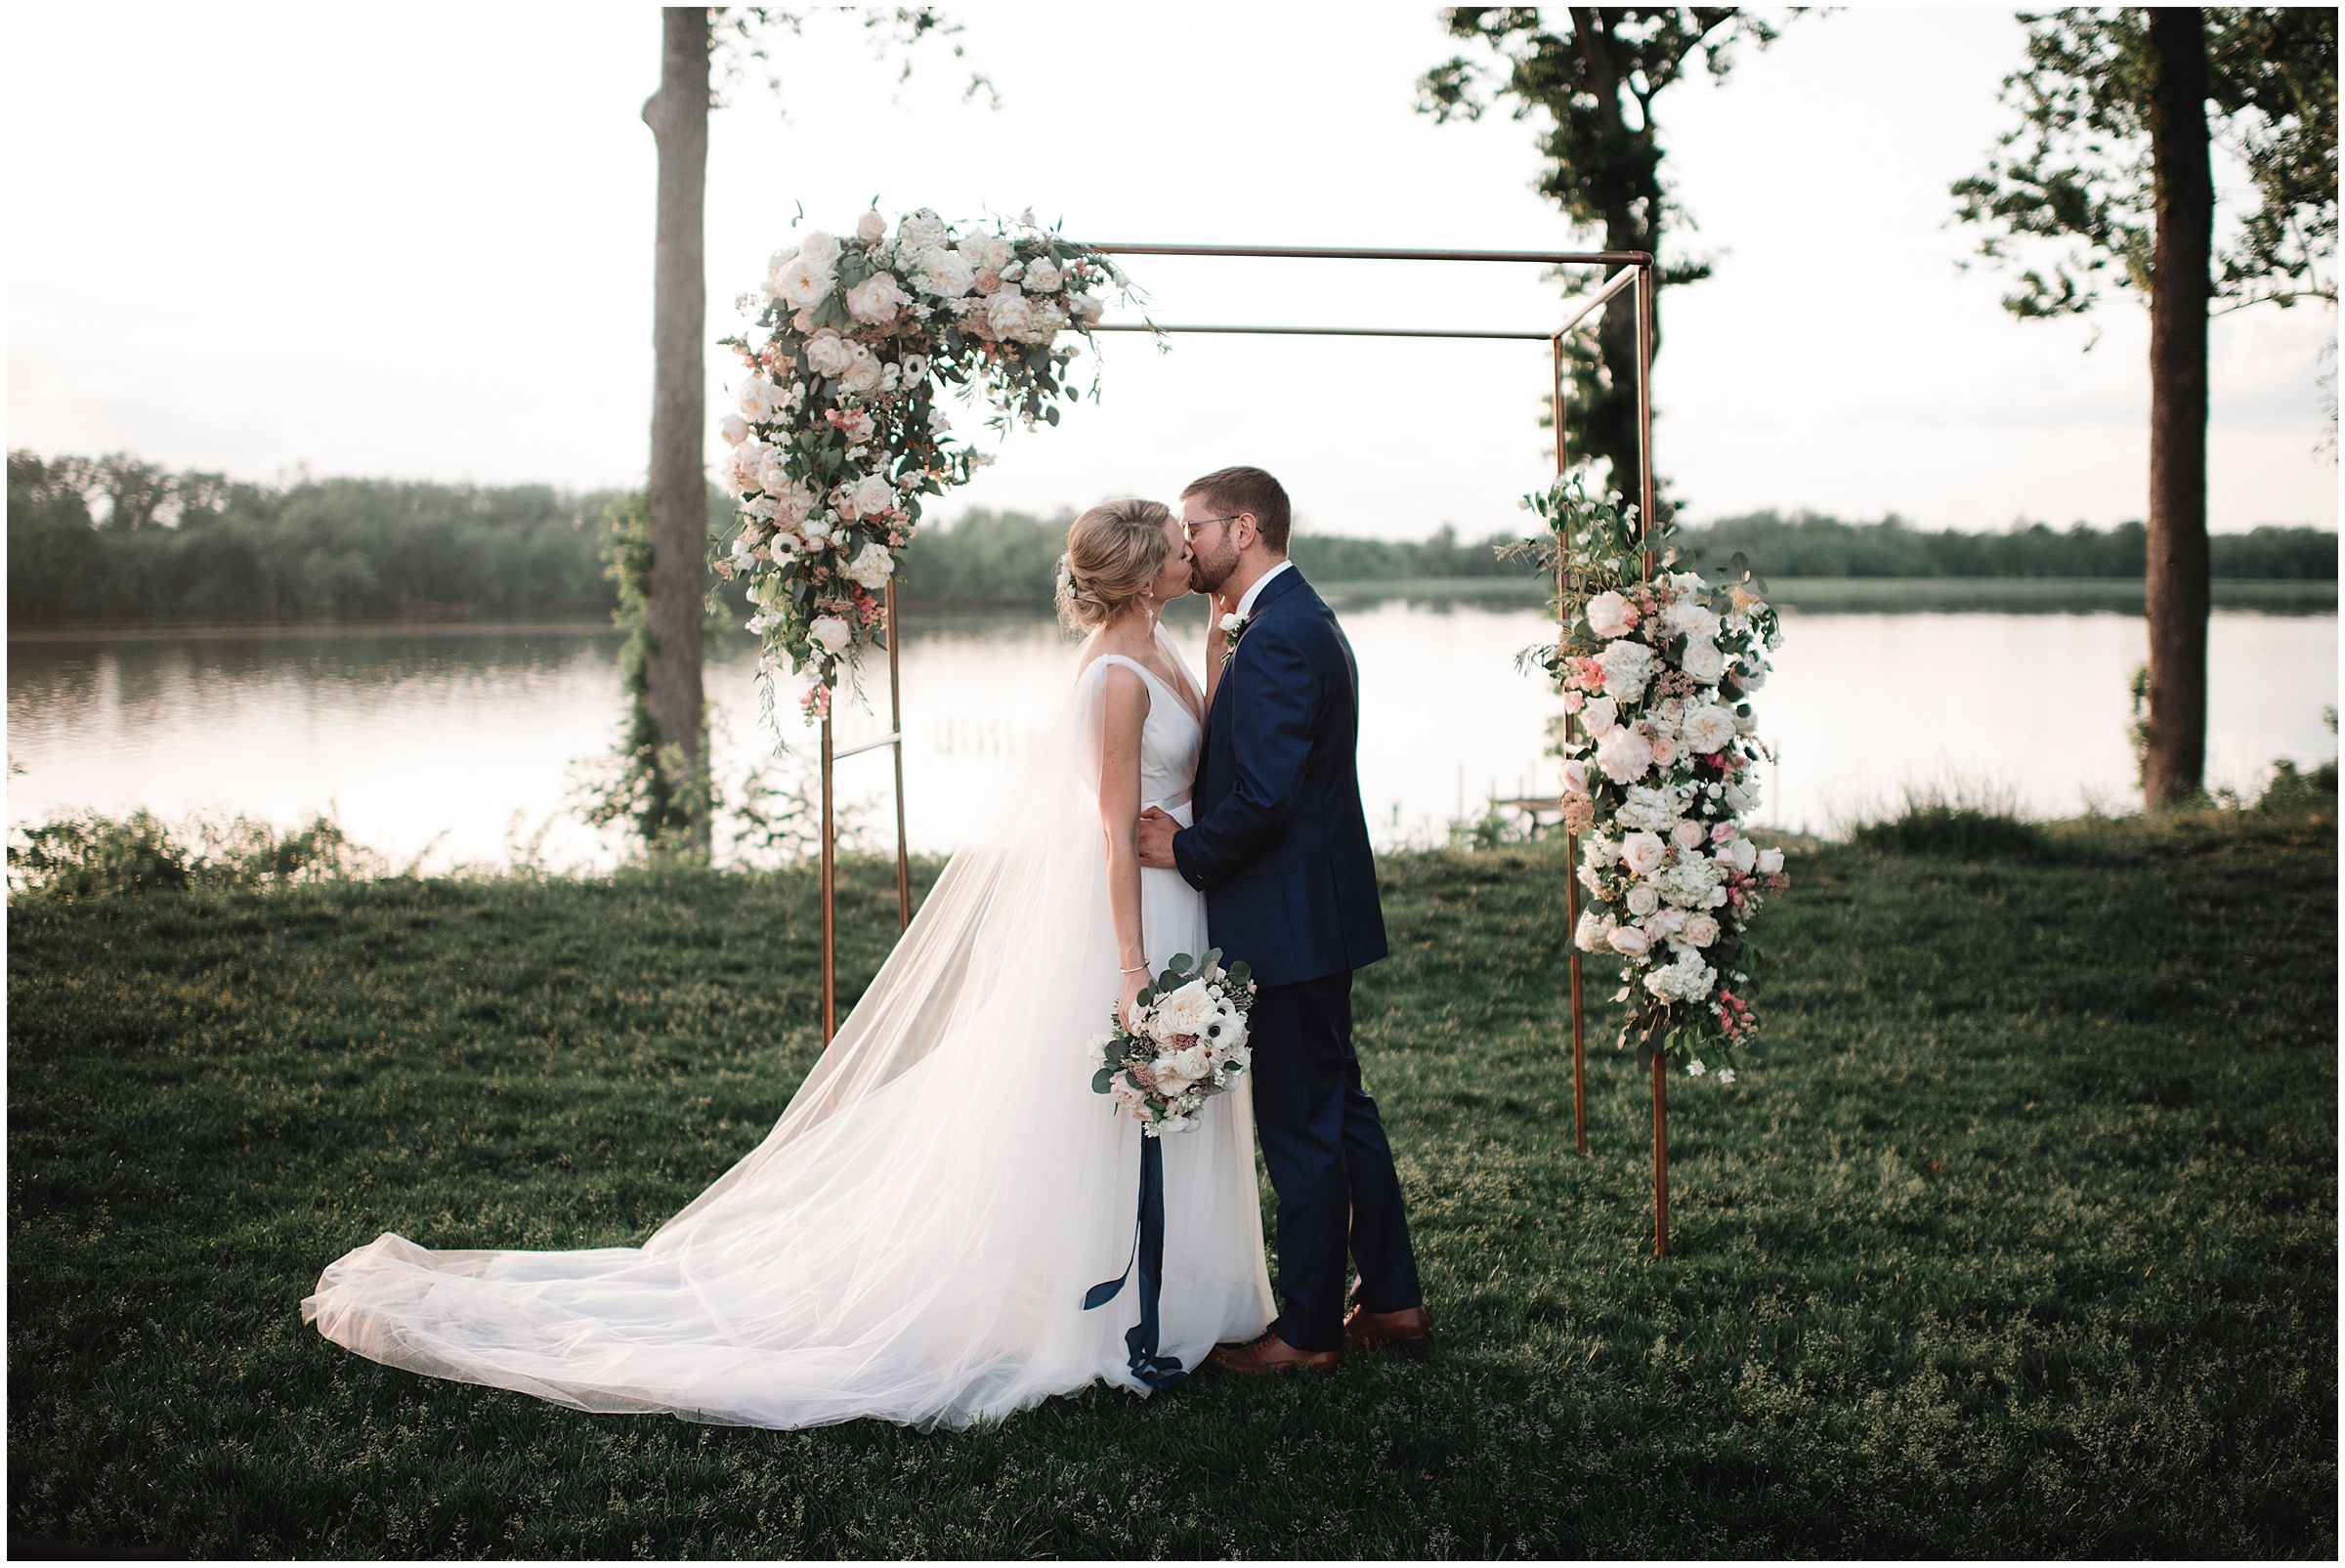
[1172,568,1387,987]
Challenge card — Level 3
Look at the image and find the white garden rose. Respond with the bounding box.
[848,541,895,591]
[917,249,976,298]
[1668,570,1709,596]
[1560,759,1592,796]
[718,413,749,445]
[845,272,912,325]
[855,210,887,241]
[840,346,886,394]
[1682,913,1722,949]
[1756,847,1784,875]
[1596,724,1656,784]
[1663,600,1721,642]
[773,252,836,310]
[796,230,842,271]
[1626,884,1661,916]
[986,285,1035,339]
[898,211,948,252]
[804,331,856,378]
[849,474,896,516]
[1067,291,1105,326]
[808,615,852,656]
[1023,257,1063,292]
[1153,979,1216,1037]
[1681,638,1727,684]
[1670,821,1706,851]
[1621,831,1667,875]
[1581,695,1619,738]
[1597,638,1656,700]
[737,376,790,422]
[771,480,815,525]
[1586,590,1638,638]
[755,448,797,498]
[1607,925,1653,958]
[1728,837,1760,873]
[1680,703,1736,754]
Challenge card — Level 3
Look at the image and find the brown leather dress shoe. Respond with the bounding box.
[1205,1331,1343,1376]
[1343,1300,1434,1355]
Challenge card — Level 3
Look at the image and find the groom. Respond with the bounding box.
[1138,465,1428,1375]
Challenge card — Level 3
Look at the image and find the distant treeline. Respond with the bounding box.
[8,450,2334,625]
[1679,510,2337,581]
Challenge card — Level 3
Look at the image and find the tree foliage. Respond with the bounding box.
[1419,7,1781,498]
[1951,7,2337,321]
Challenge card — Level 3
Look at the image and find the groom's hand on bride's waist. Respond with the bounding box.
[1137,807,1181,870]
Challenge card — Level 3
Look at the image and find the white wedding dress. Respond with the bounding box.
[303,627,1274,1430]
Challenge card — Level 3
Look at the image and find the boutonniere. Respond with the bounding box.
[1217,611,1250,664]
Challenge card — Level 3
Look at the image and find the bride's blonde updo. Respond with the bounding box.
[1055,498,1173,631]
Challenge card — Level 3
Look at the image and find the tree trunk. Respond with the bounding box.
[2143,7,2213,807]
[642,7,710,849]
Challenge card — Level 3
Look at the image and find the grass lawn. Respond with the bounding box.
[8,812,2336,1557]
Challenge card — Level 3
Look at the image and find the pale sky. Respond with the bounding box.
[5,2,2335,537]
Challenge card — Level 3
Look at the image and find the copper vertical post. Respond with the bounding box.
[1651,1047,1670,1257]
[886,579,911,933]
[1636,260,1668,1258]
[820,711,836,1045]
[1553,331,1588,1158]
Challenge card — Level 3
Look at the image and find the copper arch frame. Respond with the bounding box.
[818,242,1673,1256]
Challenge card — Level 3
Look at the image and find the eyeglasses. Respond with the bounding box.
[1182,515,1241,540]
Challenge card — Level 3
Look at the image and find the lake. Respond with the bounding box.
[8,594,2336,871]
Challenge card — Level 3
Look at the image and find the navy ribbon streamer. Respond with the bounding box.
[1083,1130,1187,1389]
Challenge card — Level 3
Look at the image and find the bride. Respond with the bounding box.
[303,499,1275,1430]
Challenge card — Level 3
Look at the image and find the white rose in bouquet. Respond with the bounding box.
[718,413,750,445]
[1682,912,1722,949]
[1621,831,1667,875]
[1582,695,1619,738]
[1663,600,1721,642]
[805,331,856,378]
[772,480,815,525]
[1728,837,1760,873]
[797,230,842,271]
[1626,884,1660,916]
[848,541,895,590]
[898,211,948,252]
[1607,925,1653,957]
[1680,703,1736,754]
[1670,821,1707,851]
[1560,759,1592,796]
[959,233,1011,273]
[1153,978,1217,1037]
[848,474,896,517]
[986,285,1035,339]
[738,376,791,422]
[1668,570,1709,596]
[1023,257,1064,292]
[1586,590,1639,638]
[808,615,852,656]
[841,347,886,394]
[1169,1044,1215,1082]
[1681,638,1727,684]
[1598,639,1656,700]
[773,252,836,310]
[722,438,764,492]
[1574,910,1614,953]
[1756,847,1784,875]
[845,272,912,325]
[755,448,799,498]
[917,249,976,298]
[1067,291,1105,326]
[1596,724,1656,784]
[855,210,888,241]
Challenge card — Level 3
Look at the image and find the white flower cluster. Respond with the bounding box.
[1090,951,1255,1136]
[1527,469,1789,1075]
[719,206,1127,719]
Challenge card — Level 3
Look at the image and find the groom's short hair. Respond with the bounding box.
[1182,467,1291,553]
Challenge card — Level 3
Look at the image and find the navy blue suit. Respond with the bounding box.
[1172,568,1422,1350]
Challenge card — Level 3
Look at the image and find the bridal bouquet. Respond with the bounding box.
[1522,469,1790,1079]
[716,207,1132,719]
[1089,950,1256,1136]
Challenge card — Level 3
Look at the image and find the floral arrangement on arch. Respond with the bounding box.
[715,207,1130,719]
[1522,470,1789,1080]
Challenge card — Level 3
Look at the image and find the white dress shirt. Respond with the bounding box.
[1231,559,1295,621]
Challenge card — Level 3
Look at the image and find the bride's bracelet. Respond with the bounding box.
[1119,962,1149,974]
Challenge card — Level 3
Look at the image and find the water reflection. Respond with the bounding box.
[8,601,2336,871]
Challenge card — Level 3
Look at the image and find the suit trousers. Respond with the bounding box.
[1246,970,1423,1352]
